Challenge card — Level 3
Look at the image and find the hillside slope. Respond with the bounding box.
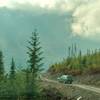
[48,47,100,75]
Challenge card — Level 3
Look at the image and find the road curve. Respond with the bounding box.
[41,78,100,94]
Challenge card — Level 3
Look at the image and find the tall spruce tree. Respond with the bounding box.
[10,58,16,79]
[27,29,43,76]
[79,50,82,70]
[0,50,4,80]
[9,58,17,100]
[26,29,43,99]
[9,58,19,100]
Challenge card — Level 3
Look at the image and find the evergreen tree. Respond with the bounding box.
[0,50,4,80]
[74,43,77,57]
[78,50,83,70]
[9,58,16,79]
[9,58,17,100]
[26,29,43,99]
[71,44,74,57]
[27,29,43,76]
[68,46,71,58]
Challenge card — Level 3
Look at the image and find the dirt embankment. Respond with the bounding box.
[74,74,100,87]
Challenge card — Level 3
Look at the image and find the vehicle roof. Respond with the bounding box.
[61,75,69,78]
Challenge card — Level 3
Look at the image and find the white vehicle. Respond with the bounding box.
[57,75,73,84]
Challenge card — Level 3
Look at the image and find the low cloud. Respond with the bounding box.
[0,0,99,39]
[0,0,79,12]
[72,0,100,38]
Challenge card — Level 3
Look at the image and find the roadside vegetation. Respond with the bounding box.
[0,30,44,100]
[48,44,100,76]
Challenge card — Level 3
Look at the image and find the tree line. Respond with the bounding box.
[48,44,100,75]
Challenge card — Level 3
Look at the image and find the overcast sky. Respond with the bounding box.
[0,0,100,70]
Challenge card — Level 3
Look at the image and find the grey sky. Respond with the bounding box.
[0,0,100,70]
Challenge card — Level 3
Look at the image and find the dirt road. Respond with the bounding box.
[73,84,100,94]
[42,78,100,94]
